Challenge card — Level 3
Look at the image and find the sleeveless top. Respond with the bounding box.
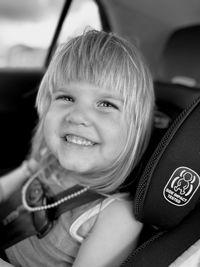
[5,196,119,267]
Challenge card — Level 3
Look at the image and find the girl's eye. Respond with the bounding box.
[98,101,118,110]
[55,95,74,102]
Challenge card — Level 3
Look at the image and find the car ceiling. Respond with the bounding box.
[100,0,200,78]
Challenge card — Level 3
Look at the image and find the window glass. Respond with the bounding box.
[58,0,102,44]
[0,0,64,68]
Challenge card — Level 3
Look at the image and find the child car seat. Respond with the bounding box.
[121,95,200,266]
[148,81,200,153]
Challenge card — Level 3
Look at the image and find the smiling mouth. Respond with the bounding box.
[64,134,96,146]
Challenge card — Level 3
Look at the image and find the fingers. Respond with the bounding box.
[0,258,14,266]
[22,158,39,177]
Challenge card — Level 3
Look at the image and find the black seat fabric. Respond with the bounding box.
[121,206,200,267]
[121,96,200,266]
[134,96,200,228]
[123,82,200,199]
[137,81,200,172]
[154,81,200,119]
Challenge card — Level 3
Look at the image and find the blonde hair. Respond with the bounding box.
[31,30,154,194]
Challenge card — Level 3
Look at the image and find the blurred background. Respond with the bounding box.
[1,0,200,82]
[0,0,101,68]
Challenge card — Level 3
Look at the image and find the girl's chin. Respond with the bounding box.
[59,160,95,174]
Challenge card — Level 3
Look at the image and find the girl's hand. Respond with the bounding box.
[22,158,39,177]
[0,258,14,266]
[0,158,39,202]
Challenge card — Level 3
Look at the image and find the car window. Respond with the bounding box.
[58,0,102,44]
[0,0,65,68]
[0,0,102,69]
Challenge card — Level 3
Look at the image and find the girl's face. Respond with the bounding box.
[43,81,128,174]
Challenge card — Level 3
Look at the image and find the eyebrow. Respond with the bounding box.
[54,87,124,104]
[96,86,124,101]
[100,93,124,104]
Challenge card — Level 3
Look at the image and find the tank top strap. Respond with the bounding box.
[69,197,118,243]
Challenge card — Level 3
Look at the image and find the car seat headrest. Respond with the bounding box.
[134,96,200,229]
[160,25,200,85]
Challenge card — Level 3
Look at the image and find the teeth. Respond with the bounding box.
[65,135,94,146]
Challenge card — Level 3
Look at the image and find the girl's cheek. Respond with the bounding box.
[43,115,52,138]
[96,110,120,123]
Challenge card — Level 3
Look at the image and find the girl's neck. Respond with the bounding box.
[50,170,80,191]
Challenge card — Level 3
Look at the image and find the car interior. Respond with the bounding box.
[158,25,200,86]
[1,0,200,266]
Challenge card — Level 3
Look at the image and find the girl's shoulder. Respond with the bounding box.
[72,195,143,267]
[69,193,139,243]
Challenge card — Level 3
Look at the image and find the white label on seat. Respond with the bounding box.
[163,167,200,206]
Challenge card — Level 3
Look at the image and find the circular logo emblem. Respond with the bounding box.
[163,167,200,206]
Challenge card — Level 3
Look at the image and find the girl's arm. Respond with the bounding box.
[0,158,38,203]
[73,200,142,267]
[0,258,14,267]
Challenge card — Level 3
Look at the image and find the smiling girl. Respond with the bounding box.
[3,29,154,267]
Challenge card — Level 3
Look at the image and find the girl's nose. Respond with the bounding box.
[65,106,91,126]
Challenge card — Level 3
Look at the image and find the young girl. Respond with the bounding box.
[1,29,154,267]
